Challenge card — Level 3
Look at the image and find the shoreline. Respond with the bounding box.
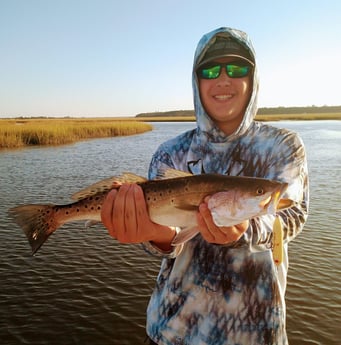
[132,113,341,122]
[1,113,340,149]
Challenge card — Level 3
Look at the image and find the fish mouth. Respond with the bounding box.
[260,194,274,210]
[261,183,293,213]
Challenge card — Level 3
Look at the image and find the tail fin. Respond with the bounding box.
[9,204,59,255]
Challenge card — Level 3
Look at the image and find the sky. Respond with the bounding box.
[1,0,340,118]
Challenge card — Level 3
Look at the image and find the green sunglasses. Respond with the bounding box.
[197,62,252,79]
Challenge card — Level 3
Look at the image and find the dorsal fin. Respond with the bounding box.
[156,168,193,180]
[71,173,147,200]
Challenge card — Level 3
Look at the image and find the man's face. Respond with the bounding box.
[198,57,253,135]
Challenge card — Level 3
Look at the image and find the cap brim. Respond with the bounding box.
[197,54,254,68]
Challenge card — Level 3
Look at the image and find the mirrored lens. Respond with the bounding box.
[198,63,251,79]
[200,65,221,79]
[226,64,250,78]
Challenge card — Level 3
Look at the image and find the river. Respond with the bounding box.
[0,121,340,345]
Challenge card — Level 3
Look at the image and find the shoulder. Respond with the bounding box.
[252,121,305,150]
[148,128,196,179]
[157,128,196,153]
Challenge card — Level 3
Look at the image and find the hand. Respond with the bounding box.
[101,183,176,251]
[197,201,249,245]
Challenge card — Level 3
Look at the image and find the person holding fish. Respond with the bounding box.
[8,26,308,345]
[100,27,308,344]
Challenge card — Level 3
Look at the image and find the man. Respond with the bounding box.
[101,27,309,345]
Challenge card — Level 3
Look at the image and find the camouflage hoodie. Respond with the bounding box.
[144,27,309,345]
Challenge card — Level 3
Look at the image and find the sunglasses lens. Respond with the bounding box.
[198,63,251,79]
[226,64,250,78]
[199,65,221,79]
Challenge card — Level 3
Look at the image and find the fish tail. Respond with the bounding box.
[9,204,60,255]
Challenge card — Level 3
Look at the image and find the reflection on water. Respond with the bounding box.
[0,121,340,344]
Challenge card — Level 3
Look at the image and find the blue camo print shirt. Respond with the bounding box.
[143,27,309,345]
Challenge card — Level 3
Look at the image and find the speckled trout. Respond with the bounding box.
[9,169,293,255]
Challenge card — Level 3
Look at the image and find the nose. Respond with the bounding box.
[216,68,231,86]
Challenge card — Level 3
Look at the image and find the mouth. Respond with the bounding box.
[260,188,294,213]
[214,94,233,101]
[260,194,273,210]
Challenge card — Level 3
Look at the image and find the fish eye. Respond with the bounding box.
[256,187,264,195]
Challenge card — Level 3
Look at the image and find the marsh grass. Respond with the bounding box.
[1,112,340,149]
[0,118,153,149]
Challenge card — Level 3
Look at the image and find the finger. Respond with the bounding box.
[123,184,138,241]
[101,189,117,237]
[133,184,150,222]
[112,184,130,239]
[197,203,217,243]
[198,203,239,244]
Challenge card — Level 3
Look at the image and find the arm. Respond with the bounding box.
[238,130,308,249]
[195,130,309,248]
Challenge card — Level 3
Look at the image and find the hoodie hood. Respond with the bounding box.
[192,27,259,142]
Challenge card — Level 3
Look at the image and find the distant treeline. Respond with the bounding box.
[136,105,341,118]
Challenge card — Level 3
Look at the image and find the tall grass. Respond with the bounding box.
[0,118,153,149]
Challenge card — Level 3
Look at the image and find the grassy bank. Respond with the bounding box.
[1,112,340,149]
[255,112,341,121]
[0,118,153,149]
[133,112,341,122]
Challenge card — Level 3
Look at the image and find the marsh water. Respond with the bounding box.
[0,121,340,345]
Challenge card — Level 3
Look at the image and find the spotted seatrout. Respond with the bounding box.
[9,169,293,255]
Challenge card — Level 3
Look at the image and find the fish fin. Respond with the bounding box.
[9,204,59,255]
[71,176,123,200]
[120,172,148,183]
[71,173,147,200]
[156,168,193,180]
[84,220,101,228]
[172,226,199,245]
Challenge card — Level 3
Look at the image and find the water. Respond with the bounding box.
[0,121,340,345]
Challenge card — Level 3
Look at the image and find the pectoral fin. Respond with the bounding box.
[85,220,101,228]
[172,226,199,245]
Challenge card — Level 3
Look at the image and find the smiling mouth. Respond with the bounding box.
[214,94,233,100]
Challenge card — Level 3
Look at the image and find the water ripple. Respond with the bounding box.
[1,121,340,344]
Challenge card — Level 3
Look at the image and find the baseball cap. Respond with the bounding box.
[198,35,254,67]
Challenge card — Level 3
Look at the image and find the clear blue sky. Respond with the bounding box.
[1,0,340,117]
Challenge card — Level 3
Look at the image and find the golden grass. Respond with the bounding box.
[0,118,153,149]
[255,112,341,121]
[1,112,340,149]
